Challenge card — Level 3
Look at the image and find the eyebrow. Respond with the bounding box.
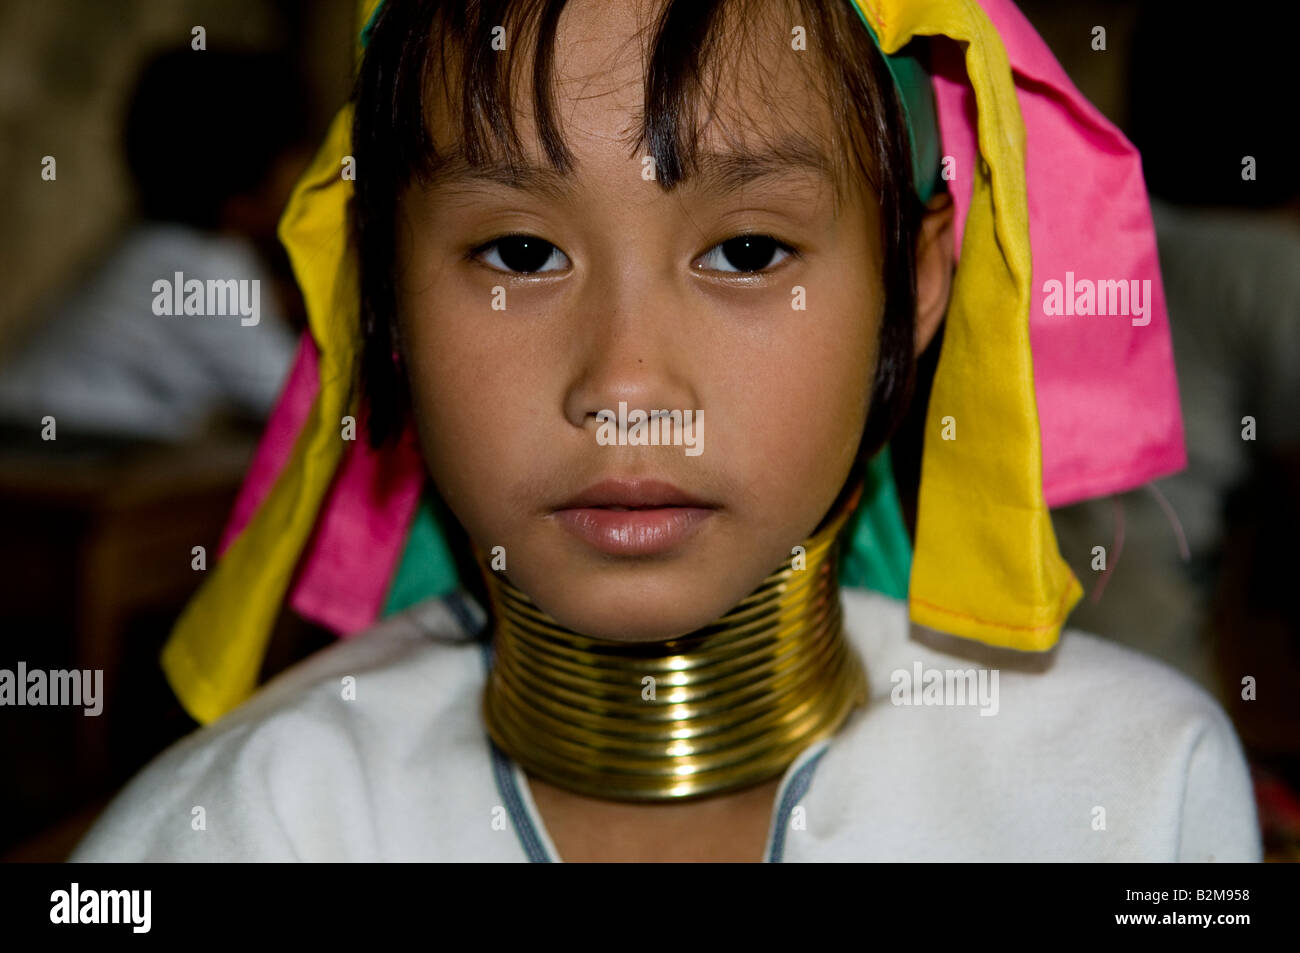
[692,134,839,196]
[426,133,840,202]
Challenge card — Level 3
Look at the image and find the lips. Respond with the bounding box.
[553,479,717,556]
[556,479,714,511]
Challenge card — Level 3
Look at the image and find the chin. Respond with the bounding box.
[521,569,752,644]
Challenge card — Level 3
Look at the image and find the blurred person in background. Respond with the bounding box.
[0,47,309,445]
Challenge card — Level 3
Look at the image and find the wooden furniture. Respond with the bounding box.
[0,429,256,812]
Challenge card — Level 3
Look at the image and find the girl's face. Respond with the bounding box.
[396,0,883,642]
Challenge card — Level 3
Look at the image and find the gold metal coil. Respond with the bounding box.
[477,482,869,801]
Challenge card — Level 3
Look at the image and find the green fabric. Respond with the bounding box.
[376,1,935,614]
[359,1,382,48]
[382,492,460,616]
[838,447,912,597]
[850,6,942,202]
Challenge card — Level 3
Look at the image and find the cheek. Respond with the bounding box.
[732,281,878,499]
[397,281,540,531]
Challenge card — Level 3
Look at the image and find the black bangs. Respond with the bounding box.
[360,0,894,201]
[352,0,921,454]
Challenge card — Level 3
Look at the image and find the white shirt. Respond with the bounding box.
[70,588,1261,862]
[0,223,298,441]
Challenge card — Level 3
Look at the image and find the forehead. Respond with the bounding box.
[422,0,851,199]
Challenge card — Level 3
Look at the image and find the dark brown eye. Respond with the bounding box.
[698,234,793,274]
[475,234,567,274]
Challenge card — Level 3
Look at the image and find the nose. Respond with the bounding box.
[561,269,703,433]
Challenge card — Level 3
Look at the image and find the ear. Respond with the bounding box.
[914,192,955,355]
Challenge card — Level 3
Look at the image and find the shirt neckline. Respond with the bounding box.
[490,731,831,863]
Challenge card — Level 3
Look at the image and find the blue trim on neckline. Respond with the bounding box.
[478,637,553,862]
[766,746,829,862]
[445,589,489,639]
[490,741,553,862]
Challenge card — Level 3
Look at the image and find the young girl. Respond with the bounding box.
[70,0,1260,862]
